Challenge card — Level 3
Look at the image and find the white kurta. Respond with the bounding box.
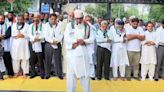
[28,23,45,53]
[86,25,96,65]
[64,23,93,78]
[140,30,157,65]
[0,23,7,72]
[44,22,63,49]
[110,27,129,67]
[11,23,30,60]
[0,23,11,52]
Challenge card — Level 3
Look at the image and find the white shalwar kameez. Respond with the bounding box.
[64,22,93,92]
[11,23,30,74]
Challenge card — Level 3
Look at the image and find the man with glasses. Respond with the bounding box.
[28,13,45,79]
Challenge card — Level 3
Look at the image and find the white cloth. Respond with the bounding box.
[156,26,164,46]
[28,23,45,52]
[126,26,145,52]
[141,64,155,80]
[95,29,112,51]
[12,59,29,74]
[0,57,6,72]
[66,72,90,92]
[65,22,92,92]
[110,27,129,67]
[140,30,157,65]
[44,22,63,49]
[64,22,93,78]
[74,10,84,18]
[0,23,11,52]
[113,65,125,77]
[11,23,30,60]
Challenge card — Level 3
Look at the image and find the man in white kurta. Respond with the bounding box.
[44,13,63,79]
[64,10,93,92]
[84,15,96,80]
[110,20,129,81]
[140,22,157,81]
[11,15,30,77]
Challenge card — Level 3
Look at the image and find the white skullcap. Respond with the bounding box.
[74,10,84,18]
[129,16,136,20]
[4,12,8,16]
[101,20,108,26]
[55,12,60,16]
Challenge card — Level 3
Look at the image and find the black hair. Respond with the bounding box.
[131,18,139,23]
[50,13,57,18]
[161,19,164,24]
[146,21,154,27]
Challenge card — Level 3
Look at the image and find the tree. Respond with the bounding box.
[0,0,33,14]
[85,3,108,18]
[85,4,130,19]
[149,5,164,22]
[111,4,126,18]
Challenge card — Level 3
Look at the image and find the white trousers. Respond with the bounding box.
[89,64,95,78]
[112,65,125,78]
[12,59,29,74]
[141,64,155,80]
[67,71,91,92]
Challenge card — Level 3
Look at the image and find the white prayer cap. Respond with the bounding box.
[129,16,136,20]
[101,20,108,26]
[74,10,84,18]
[123,17,126,22]
[55,12,60,16]
[4,12,8,16]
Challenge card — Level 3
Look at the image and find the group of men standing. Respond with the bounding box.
[0,9,164,92]
[0,12,64,80]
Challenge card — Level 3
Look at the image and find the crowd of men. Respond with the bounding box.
[0,10,164,92]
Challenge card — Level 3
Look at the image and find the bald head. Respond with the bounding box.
[68,11,74,21]
[33,13,40,25]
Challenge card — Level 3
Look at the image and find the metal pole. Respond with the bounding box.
[107,2,111,18]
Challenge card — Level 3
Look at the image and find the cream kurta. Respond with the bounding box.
[11,23,30,60]
[64,22,93,78]
[140,30,157,65]
[110,27,129,67]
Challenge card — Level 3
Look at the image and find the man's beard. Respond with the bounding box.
[8,18,13,22]
[0,22,4,25]
[41,19,44,22]
[17,22,24,26]
[132,26,137,29]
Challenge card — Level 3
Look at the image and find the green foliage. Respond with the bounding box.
[85,4,156,21]
[0,0,33,14]
[85,3,108,18]
[85,3,140,19]
[149,5,164,22]
[111,4,126,18]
